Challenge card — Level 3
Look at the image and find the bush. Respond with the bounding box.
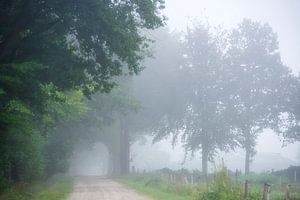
[0,176,73,200]
[195,169,261,200]
[0,130,45,183]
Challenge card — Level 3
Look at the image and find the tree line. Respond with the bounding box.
[0,0,165,185]
[0,0,299,187]
[133,21,300,178]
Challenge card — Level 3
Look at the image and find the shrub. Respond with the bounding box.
[195,168,261,200]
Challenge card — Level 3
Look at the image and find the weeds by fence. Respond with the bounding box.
[124,167,300,200]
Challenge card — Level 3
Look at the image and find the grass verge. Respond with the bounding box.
[116,174,194,200]
[0,176,73,200]
[116,172,300,200]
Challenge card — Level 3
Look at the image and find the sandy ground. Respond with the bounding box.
[67,176,151,200]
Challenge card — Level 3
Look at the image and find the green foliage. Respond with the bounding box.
[0,100,45,183]
[0,176,73,200]
[178,23,238,176]
[0,0,164,184]
[196,169,260,200]
[118,171,300,200]
[275,76,300,141]
[42,90,87,176]
[196,170,242,200]
[42,87,87,127]
[0,0,165,95]
[227,19,292,172]
[145,20,295,176]
[0,81,87,182]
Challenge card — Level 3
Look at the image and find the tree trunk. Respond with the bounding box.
[244,127,252,175]
[202,146,209,181]
[107,150,115,176]
[120,120,130,174]
[113,151,121,175]
[245,147,250,175]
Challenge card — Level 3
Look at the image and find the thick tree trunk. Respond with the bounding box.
[108,146,121,176]
[120,121,130,174]
[202,146,209,181]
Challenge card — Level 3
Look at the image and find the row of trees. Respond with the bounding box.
[0,0,165,184]
[133,20,300,177]
[1,0,299,184]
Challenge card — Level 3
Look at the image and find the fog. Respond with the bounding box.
[4,5,300,200]
[123,0,300,173]
[165,0,300,73]
[131,134,299,173]
[3,1,300,185]
[68,143,109,176]
[68,0,300,176]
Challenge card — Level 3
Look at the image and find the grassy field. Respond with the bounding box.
[0,176,73,200]
[117,171,300,200]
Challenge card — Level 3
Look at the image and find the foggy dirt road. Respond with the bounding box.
[67,177,151,200]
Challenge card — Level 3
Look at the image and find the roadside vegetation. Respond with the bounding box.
[0,176,73,200]
[117,173,194,200]
[117,167,300,200]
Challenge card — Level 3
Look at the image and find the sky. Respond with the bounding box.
[160,0,300,162]
[164,0,300,74]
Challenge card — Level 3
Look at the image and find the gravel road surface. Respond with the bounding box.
[68,177,151,200]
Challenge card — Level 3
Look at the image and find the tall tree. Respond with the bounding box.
[177,24,237,178]
[133,26,237,178]
[226,19,291,174]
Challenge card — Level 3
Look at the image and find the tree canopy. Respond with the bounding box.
[135,20,297,176]
[226,19,291,173]
[0,0,165,184]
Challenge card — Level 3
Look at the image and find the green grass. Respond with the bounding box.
[116,174,195,200]
[0,176,73,200]
[238,173,300,199]
[117,172,300,200]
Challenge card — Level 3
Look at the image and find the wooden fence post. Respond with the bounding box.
[235,169,239,184]
[285,184,290,200]
[244,180,249,199]
[263,183,271,200]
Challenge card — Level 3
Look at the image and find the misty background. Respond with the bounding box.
[123,0,300,174]
[1,0,300,186]
[65,0,300,175]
